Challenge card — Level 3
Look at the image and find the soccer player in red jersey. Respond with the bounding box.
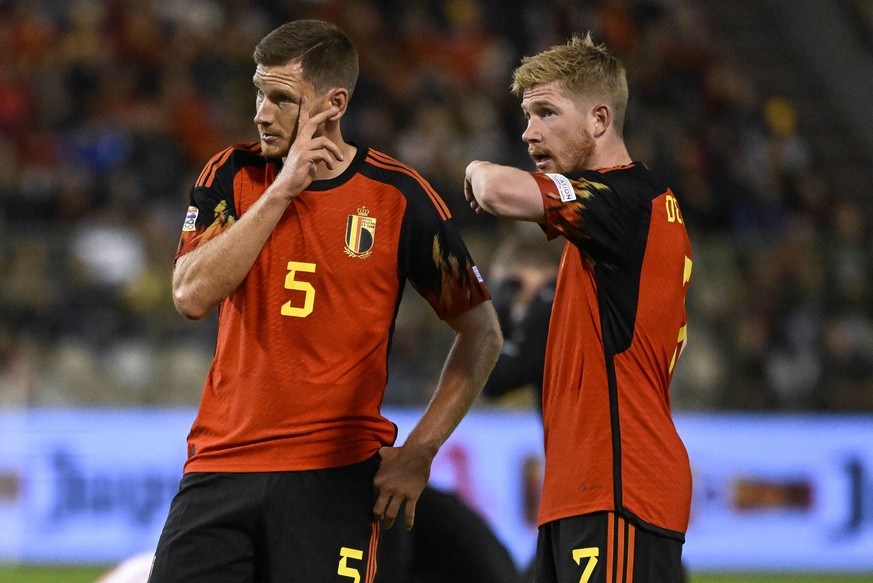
[465,33,693,583]
[149,19,502,583]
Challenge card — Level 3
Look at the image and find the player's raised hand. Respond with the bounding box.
[274,96,342,200]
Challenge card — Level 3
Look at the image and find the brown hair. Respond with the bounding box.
[253,19,359,97]
[511,33,628,134]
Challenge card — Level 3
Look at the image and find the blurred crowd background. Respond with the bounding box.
[2,0,873,413]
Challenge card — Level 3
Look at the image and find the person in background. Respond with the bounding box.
[481,226,558,411]
[376,485,523,583]
[465,33,693,582]
[149,19,501,582]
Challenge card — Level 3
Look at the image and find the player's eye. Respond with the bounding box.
[269,92,298,107]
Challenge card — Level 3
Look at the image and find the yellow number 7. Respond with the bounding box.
[281,261,316,318]
[572,547,599,583]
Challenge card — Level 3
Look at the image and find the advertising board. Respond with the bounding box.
[1,409,871,571]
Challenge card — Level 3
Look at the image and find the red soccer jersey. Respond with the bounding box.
[531,163,693,538]
[175,143,489,472]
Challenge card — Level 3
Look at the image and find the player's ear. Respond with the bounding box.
[326,88,350,120]
[591,103,610,138]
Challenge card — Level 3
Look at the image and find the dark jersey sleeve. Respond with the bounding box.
[398,182,490,320]
[531,171,645,268]
[174,146,242,261]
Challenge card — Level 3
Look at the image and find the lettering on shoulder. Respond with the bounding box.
[546,173,576,202]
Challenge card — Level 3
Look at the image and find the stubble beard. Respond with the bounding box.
[544,128,597,175]
[562,128,596,173]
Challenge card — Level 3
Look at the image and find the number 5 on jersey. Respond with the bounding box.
[337,547,363,582]
[282,261,316,318]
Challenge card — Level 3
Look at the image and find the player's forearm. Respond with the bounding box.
[172,193,290,319]
[404,302,503,456]
[465,160,545,222]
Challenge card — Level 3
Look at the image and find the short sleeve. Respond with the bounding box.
[530,171,635,266]
[174,150,239,262]
[398,188,490,320]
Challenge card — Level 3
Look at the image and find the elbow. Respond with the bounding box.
[172,258,216,320]
[172,284,212,320]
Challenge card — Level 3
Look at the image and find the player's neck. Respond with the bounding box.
[314,140,357,181]
[589,139,632,170]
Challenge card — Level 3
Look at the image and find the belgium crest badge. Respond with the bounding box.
[345,206,376,259]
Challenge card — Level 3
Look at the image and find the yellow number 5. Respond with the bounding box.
[337,547,363,583]
[281,261,316,318]
[572,547,599,583]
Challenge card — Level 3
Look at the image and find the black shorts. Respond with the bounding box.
[535,512,685,583]
[148,455,381,583]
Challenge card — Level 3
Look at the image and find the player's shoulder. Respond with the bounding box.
[194,142,266,189]
[360,147,451,219]
[587,162,669,201]
[360,148,426,186]
[602,161,665,185]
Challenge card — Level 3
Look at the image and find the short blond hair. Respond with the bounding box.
[511,33,628,135]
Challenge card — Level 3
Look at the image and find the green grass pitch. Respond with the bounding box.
[0,566,109,583]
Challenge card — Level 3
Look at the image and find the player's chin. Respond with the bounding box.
[259,139,288,159]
